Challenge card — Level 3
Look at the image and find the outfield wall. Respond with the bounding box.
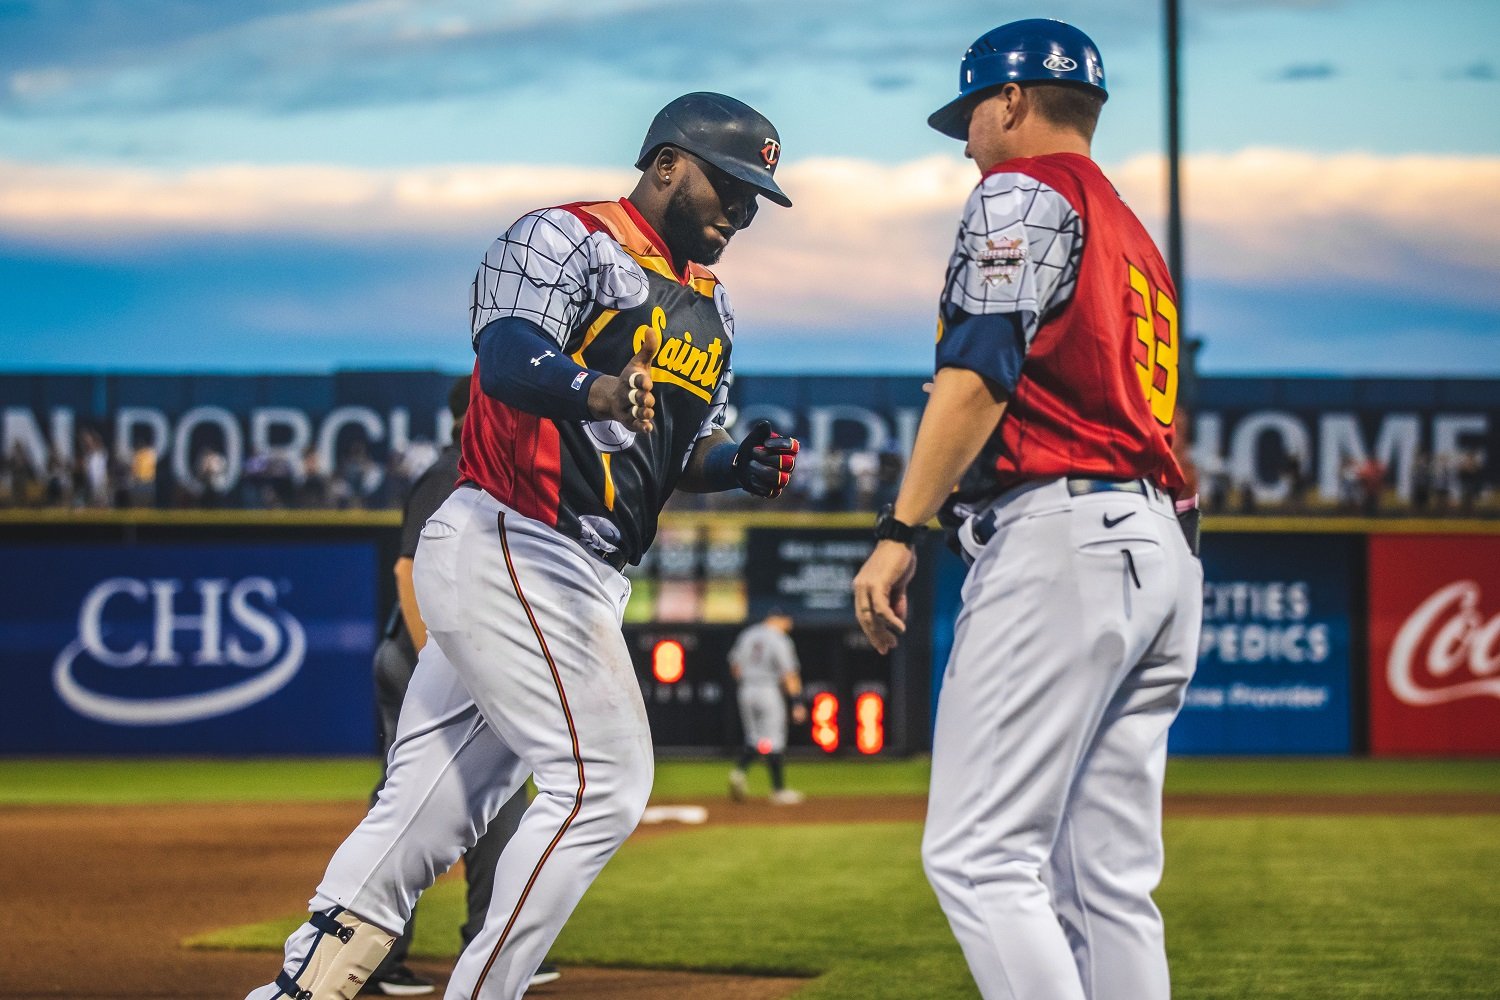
[0,513,1496,756]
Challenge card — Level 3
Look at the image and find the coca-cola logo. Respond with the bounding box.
[1387,580,1500,706]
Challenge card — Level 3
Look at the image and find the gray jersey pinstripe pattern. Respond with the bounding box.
[941,172,1083,346]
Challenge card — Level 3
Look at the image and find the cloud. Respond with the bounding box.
[0,159,632,242]
[1450,61,1496,81]
[0,0,903,115]
[1109,149,1500,309]
[4,149,1499,329]
[0,0,1157,117]
[1272,62,1338,82]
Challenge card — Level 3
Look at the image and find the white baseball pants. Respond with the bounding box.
[923,477,1202,1000]
[248,486,652,1000]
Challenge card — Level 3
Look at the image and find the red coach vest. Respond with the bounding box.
[986,152,1186,496]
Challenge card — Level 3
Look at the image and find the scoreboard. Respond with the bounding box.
[622,526,938,755]
[624,622,927,754]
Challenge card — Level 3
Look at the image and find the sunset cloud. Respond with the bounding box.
[5,150,1497,327]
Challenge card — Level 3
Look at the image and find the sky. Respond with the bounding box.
[1,0,1497,376]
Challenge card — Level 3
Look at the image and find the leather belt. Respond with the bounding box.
[1066,477,1151,497]
[972,478,1160,547]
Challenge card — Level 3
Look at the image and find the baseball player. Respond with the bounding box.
[246,92,800,1000]
[363,376,556,995]
[727,609,807,805]
[853,20,1203,1000]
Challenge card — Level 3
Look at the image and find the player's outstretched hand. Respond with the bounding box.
[732,420,799,498]
[853,541,917,655]
[590,328,660,433]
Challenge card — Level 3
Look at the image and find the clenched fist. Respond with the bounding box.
[733,420,800,498]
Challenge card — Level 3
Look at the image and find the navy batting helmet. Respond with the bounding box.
[928,19,1108,140]
[636,92,792,208]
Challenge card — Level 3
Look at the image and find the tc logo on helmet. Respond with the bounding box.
[760,138,781,168]
[1043,54,1079,72]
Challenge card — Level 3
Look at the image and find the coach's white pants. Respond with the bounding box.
[923,478,1201,1000]
[249,486,652,1000]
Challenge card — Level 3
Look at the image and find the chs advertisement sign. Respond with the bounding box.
[1368,535,1500,754]
[0,543,377,753]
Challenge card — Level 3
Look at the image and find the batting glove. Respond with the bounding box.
[733,420,799,499]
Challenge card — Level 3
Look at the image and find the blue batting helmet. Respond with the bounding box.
[928,19,1108,140]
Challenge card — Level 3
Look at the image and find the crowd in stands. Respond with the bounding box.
[0,437,435,512]
[0,432,1492,517]
[1192,447,1492,517]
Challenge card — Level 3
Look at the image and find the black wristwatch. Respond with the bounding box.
[873,504,923,545]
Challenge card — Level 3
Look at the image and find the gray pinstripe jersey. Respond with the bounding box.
[729,623,799,688]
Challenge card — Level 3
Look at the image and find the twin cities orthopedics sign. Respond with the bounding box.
[1368,535,1500,754]
[0,543,377,753]
[1169,534,1358,754]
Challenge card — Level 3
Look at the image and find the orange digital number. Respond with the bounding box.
[1127,264,1179,426]
[810,692,840,753]
[855,692,884,755]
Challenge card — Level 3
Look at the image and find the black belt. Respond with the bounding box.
[972,478,1159,546]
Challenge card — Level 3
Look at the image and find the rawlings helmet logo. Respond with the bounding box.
[1387,580,1500,706]
[760,138,781,168]
[1043,54,1078,72]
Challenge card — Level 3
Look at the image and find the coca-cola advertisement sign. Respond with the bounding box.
[1369,535,1500,754]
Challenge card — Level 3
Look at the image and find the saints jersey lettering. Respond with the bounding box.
[461,199,734,565]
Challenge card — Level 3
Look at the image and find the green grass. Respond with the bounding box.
[4,756,1499,806]
[86,757,1492,998]
[1163,757,1500,795]
[0,757,384,804]
[1163,816,1500,999]
[195,814,1500,999]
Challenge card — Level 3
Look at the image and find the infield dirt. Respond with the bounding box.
[4,792,1496,999]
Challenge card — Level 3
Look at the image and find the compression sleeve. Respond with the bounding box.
[475,316,602,422]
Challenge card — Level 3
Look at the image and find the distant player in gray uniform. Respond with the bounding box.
[727,610,807,805]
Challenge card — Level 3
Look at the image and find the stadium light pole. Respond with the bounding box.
[1165,0,1183,309]
[1165,0,1200,408]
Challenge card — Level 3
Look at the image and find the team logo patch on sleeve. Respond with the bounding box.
[976,237,1027,286]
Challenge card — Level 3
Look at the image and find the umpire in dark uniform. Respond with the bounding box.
[363,376,555,995]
